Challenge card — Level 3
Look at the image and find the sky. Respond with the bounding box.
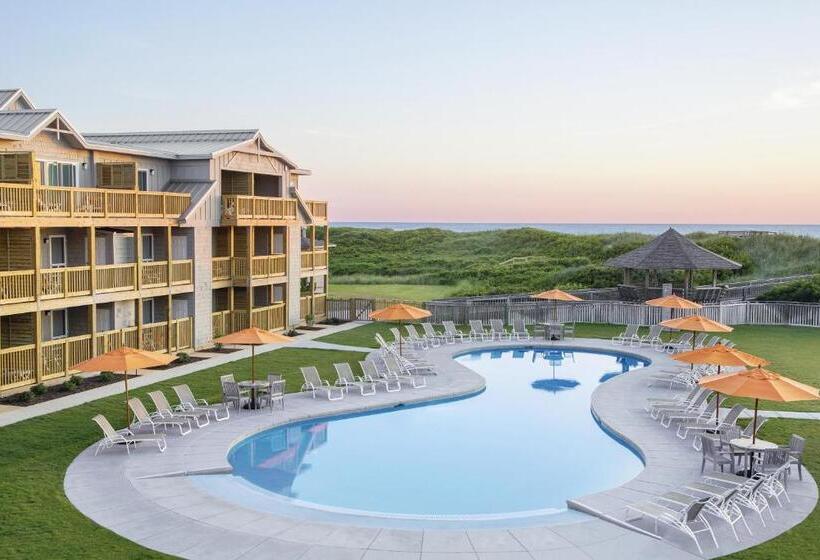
[3,1,820,224]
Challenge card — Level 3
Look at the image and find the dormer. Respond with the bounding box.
[0,88,35,111]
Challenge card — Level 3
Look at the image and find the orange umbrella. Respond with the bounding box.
[533,289,583,321]
[646,294,702,320]
[215,327,293,384]
[699,367,820,443]
[673,344,770,424]
[660,315,733,352]
[73,347,174,425]
[370,303,431,356]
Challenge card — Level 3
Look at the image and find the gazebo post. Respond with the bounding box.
[712,269,718,286]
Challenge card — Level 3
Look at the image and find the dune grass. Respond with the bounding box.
[329,283,457,301]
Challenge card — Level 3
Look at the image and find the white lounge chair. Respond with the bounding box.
[662,332,694,354]
[489,319,511,341]
[300,366,344,400]
[639,324,663,347]
[422,322,450,345]
[173,384,230,421]
[442,321,466,343]
[510,318,531,340]
[469,320,489,342]
[128,397,192,435]
[92,414,167,455]
[625,496,717,555]
[334,362,376,395]
[612,324,640,346]
[360,360,401,392]
[404,324,430,349]
[677,404,746,449]
[148,390,210,428]
[381,354,427,388]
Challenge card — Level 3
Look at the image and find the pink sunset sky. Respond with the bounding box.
[4,1,820,224]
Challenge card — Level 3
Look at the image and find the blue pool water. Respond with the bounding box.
[226,347,648,519]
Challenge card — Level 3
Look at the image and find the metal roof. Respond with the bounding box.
[0,109,56,136]
[0,90,17,109]
[605,228,742,270]
[0,88,35,111]
[83,130,259,158]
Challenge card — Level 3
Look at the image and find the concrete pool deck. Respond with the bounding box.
[64,338,817,559]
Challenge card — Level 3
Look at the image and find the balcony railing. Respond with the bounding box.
[96,263,137,293]
[141,318,193,353]
[0,184,190,219]
[251,255,286,278]
[300,294,327,320]
[41,334,93,380]
[213,255,286,281]
[95,326,139,354]
[40,266,92,299]
[0,344,37,390]
[301,250,328,270]
[141,262,168,288]
[221,195,297,222]
[0,270,36,304]
[306,200,328,220]
[171,260,193,285]
[251,303,286,331]
[212,257,232,281]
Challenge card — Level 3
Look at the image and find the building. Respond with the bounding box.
[0,88,328,393]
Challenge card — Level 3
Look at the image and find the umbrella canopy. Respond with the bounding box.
[215,327,294,385]
[646,294,702,309]
[660,315,733,333]
[369,303,431,321]
[699,367,819,442]
[532,289,583,301]
[73,347,174,426]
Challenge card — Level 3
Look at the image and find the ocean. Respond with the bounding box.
[333,222,820,237]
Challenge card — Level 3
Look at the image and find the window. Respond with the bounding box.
[51,309,67,339]
[47,236,67,268]
[0,152,33,183]
[142,299,155,324]
[96,162,136,188]
[300,277,313,295]
[138,169,149,191]
[141,233,154,261]
[40,162,77,187]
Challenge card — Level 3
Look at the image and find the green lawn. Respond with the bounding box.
[0,347,365,560]
[0,325,818,559]
[329,283,456,301]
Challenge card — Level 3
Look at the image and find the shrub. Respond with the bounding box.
[17,390,33,403]
[285,328,299,337]
[305,313,315,326]
[214,342,224,352]
[60,380,78,392]
[756,277,820,303]
[99,371,115,382]
[31,383,47,396]
[176,352,191,364]
[69,374,83,386]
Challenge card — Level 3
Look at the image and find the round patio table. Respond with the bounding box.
[538,322,564,340]
[238,380,270,410]
[730,437,778,476]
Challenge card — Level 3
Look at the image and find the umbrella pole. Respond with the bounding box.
[715,365,721,426]
[124,370,129,427]
[752,398,759,445]
[251,345,256,384]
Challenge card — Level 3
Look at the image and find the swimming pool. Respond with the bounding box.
[220,347,648,524]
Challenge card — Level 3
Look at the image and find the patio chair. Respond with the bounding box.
[612,324,640,346]
[469,320,490,342]
[421,322,449,345]
[562,321,576,339]
[334,362,376,396]
[128,397,192,435]
[700,435,735,473]
[639,324,663,347]
[781,434,806,480]
[221,380,249,410]
[511,318,532,340]
[148,390,210,428]
[404,324,430,349]
[489,319,511,341]
[381,354,427,388]
[625,496,717,555]
[259,374,286,410]
[220,373,250,396]
[92,414,167,455]
[695,475,773,526]
[300,366,344,400]
[359,360,401,392]
[757,459,792,506]
[173,384,230,421]
[442,321,467,343]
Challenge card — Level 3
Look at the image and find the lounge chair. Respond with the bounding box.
[421,322,449,345]
[705,335,721,347]
[511,318,532,340]
[612,324,640,346]
[625,496,717,555]
[442,321,466,343]
[404,324,430,349]
[649,388,711,420]
[660,332,694,354]
[694,332,709,348]
[381,354,427,388]
[360,360,401,392]
[148,390,210,428]
[639,324,663,347]
[677,404,746,449]
[334,362,376,395]
[128,397,192,435]
[92,414,167,455]
[173,384,230,421]
[300,366,344,400]
[645,386,702,413]
[469,320,489,342]
[661,399,717,428]
[489,319,511,341]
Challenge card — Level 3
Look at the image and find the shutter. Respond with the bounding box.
[0,152,33,182]
[97,162,136,188]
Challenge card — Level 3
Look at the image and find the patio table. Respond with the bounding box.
[730,437,778,476]
[538,322,565,340]
[238,380,270,410]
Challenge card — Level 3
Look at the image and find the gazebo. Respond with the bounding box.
[605,228,741,302]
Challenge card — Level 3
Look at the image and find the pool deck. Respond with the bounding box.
[64,338,817,560]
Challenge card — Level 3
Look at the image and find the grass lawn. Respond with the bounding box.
[329,283,457,301]
[0,347,365,560]
[0,324,817,559]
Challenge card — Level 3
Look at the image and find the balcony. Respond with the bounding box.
[211,255,285,282]
[301,250,328,271]
[220,195,297,225]
[212,303,285,338]
[306,200,328,222]
[40,266,92,299]
[300,293,327,320]
[0,184,191,221]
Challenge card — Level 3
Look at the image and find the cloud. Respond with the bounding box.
[767,79,820,110]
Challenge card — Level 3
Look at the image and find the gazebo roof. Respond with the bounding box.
[605,228,742,271]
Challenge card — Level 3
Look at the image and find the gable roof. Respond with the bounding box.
[0,109,57,137]
[605,228,742,270]
[0,88,35,111]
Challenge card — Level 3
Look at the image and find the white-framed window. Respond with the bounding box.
[40,161,77,187]
[137,169,149,191]
[47,235,67,268]
[141,233,154,261]
[142,298,155,324]
[51,309,68,339]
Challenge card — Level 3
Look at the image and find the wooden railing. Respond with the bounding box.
[0,344,37,390]
[95,327,139,354]
[171,259,193,285]
[251,303,286,331]
[221,195,297,222]
[306,200,328,220]
[0,270,36,304]
[140,322,168,352]
[140,318,193,352]
[301,250,328,270]
[0,183,190,219]
[39,266,92,299]
[170,317,193,350]
[141,261,168,288]
[300,295,311,319]
[313,293,327,316]
[212,310,232,338]
[212,257,232,281]
[41,334,93,380]
[96,263,137,293]
[251,255,286,278]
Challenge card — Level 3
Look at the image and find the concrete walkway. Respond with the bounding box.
[63,338,817,559]
[0,321,369,428]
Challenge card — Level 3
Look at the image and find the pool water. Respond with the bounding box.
[226,347,647,519]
